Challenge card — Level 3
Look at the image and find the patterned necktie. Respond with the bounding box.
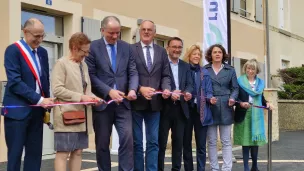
[145,46,152,72]
[109,44,116,72]
[32,50,41,76]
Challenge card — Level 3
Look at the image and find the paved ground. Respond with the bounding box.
[1,131,304,171]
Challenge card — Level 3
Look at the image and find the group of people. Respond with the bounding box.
[2,15,272,171]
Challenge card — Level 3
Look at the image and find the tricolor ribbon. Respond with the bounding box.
[0,91,269,109]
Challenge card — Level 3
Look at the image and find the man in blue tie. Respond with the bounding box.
[2,18,54,171]
[130,20,171,171]
[85,16,139,171]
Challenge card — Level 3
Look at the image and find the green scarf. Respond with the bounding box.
[238,75,266,142]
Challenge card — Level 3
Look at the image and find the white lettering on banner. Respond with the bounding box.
[203,0,228,65]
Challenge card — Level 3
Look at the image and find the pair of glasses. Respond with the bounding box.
[28,31,46,39]
[141,28,154,33]
[79,49,90,55]
[169,46,183,50]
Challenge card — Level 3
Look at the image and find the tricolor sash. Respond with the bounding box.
[14,40,45,97]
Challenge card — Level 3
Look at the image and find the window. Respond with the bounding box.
[119,27,132,43]
[255,0,263,22]
[231,0,240,13]
[281,60,290,69]
[240,58,248,74]
[278,0,290,31]
[240,0,247,17]
[154,39,165,48]
[21,10,63,36]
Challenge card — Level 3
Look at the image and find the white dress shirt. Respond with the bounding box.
[168,58,179,90]
[249,80,256,103]
[140,41,154,65]
[212,64,224,75]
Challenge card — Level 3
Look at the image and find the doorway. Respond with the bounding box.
[40,42,59,155]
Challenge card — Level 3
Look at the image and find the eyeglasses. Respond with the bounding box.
[79,49,90,55]
[27,31,46,39]
[169,46,183,50]
[140,28,154,33]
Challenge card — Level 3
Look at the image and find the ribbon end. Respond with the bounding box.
[3,108,8,115]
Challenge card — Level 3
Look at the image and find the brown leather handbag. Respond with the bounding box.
[62,111,86,125]
[62,62,88,126]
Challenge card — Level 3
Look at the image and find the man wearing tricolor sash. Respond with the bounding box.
[2,18,54,171]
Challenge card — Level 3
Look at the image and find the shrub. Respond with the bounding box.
[278,67,304,100]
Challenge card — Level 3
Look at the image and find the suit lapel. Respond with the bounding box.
[37,48,44,77]
[150,44,158,73]
[115,41,122,73]
[136,42,149,73]
[207,65,221,85]
[168,64,176,89]
[178,61,183,86]
[216,67,227,79]
[99,38,114,73]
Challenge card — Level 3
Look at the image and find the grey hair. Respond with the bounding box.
[23,18,44,29]
[101,16,121,29]
[140,20,156,32]
[242,58,261,74]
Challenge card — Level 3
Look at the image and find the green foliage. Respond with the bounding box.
[278,67,304,100]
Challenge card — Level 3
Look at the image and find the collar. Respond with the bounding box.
[103,37,117,46]
[212,63,224,69]
[140,41,153,48]
[23,38,38,52]
[168,57,179,64]
[205,63,232,70]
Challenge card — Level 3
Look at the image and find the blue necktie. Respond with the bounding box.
[146,46,152,72]
[32,50,41,76]
[109,44,116,72]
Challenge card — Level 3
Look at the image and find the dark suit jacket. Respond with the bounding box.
[130,42,171,111]
[162,60,193,119]
[85,38,138,111]
[2,43,50,120]
[234,86,268,123]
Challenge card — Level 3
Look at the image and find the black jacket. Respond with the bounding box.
[234,86,268,123]
[162,60,193,118]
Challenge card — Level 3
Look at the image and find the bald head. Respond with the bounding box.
[101,16,121,44]
[23,18,44,30]
[23,18,45,49]
[101,16,120,29]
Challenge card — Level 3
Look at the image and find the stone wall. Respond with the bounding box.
[278,100,304,131]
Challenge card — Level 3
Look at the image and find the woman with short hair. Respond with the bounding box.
[52,32,102,171]
[234,58,272,171]
[204,44,239,171]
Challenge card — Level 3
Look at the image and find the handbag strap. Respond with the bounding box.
[79,62,88,134]
[79,62,87,95]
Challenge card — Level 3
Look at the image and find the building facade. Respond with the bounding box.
[0,0,270,162]
[268,0,304,87]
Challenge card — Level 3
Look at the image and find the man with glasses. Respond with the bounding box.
[130,20,171,171]
[2,18,54,171]
[158,37,193,171]
[85,16,138,171]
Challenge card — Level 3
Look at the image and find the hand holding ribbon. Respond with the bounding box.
[109,89,125,103]
[139,86,155,100]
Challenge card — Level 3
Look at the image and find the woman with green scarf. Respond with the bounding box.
[233,59,272,171]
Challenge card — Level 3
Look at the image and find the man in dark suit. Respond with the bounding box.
[158,37,193,171]
[131,20,171,171]
[85,16,138,171]
[2,18,54,171]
